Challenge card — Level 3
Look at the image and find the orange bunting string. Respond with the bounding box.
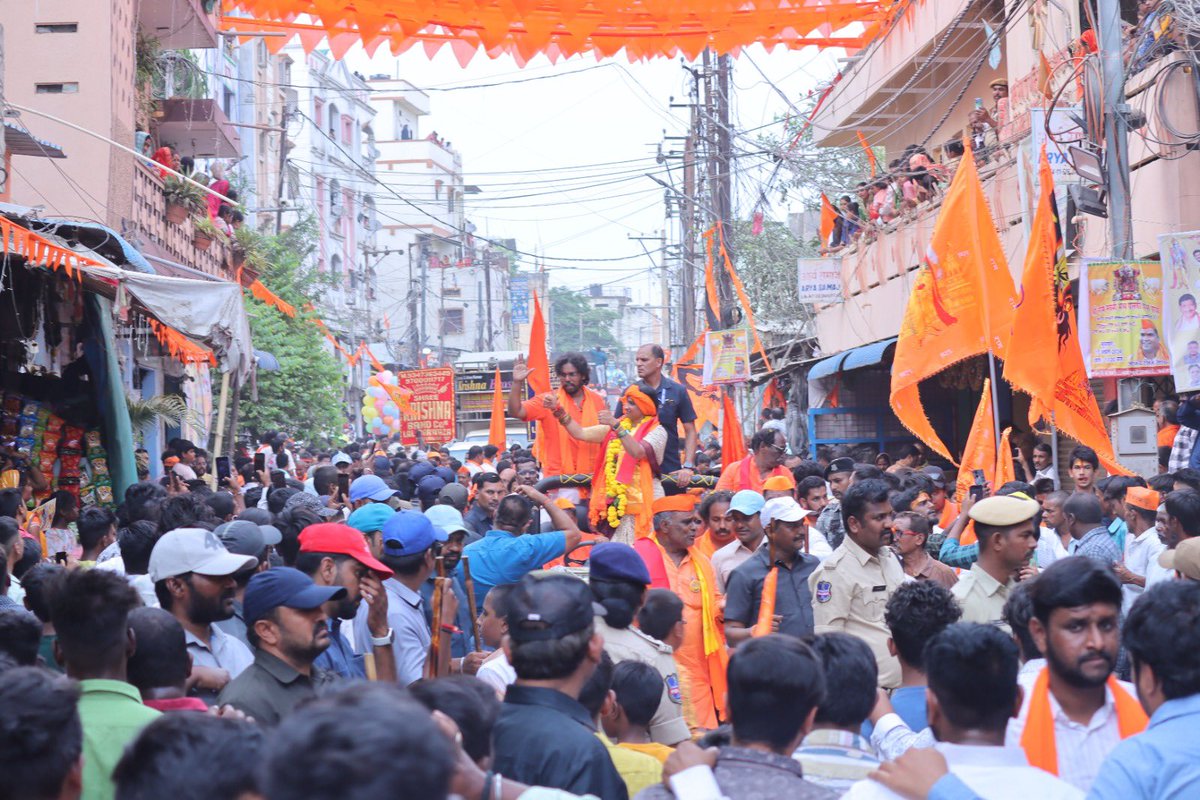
[0,217,108,281]
[146,318,216,366]
[247,279,297,318]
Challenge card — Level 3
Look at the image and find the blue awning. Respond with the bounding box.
[806,337,898,382]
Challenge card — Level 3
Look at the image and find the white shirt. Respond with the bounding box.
[843,742,1081,800]
[476,650,516,696]
[1005,670,1134,792]
[1122,527,1166,613]
[1035,464,1060,490]
[1036,528,1071,570]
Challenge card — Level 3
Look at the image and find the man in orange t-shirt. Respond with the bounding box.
[715,428,791,493]
[508,353,606,479]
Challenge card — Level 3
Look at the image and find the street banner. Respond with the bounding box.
[797,258,843,303]
[396,367,456,445]
[509,276,530,324]
[702,329,751,385]
[1079,260,1168,378]
[1159,231,1200,391]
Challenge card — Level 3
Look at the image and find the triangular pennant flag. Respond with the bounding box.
[819,192,837,249]
[956,380,997,546]
[721,391,747,470]
[488,367,507,451]
[526,292,552,395]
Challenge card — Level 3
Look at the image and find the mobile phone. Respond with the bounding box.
[972,469,986,485]
[216,456,231,485]
[277,451,289,469]
[337,473,351,498]
[55,552,67,564]
[254,452,266,473]
[271,470,286,489]
[974,97,983,110]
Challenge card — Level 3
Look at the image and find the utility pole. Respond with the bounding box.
[483,249,494,350]
[714,53,735,329]
[1097,0,1132,259]
[680,124,697,341]
[274,108,290,235]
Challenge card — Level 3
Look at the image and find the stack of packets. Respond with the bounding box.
[0,392,114,508]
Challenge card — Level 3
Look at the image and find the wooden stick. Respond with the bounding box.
[427,556,446,678]
[462,554,482,649]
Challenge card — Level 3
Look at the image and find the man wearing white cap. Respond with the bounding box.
[149,528,260,705]
[724,496,823,645]
[951,494,1039,627]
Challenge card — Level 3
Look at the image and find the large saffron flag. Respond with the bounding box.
[955,381,997,547]
[996,427,1016,488]
[721,391,747,470]
[890,139,1018,462]
[1003,149,1129,475]
[488,367,507,451]
[526,292,551,395]
[819,193,837,249]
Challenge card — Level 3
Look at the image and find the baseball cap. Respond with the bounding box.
[331,452,352,466]
[382,510,443,557]
[284,490,340,519]
[762,475,797,492]
[243,567,346,624]
[1126,487,1161,513]
[825,457,855,479]
[214,520,282,560]
[588,542,651,584]
[968,494,1040,526]
[1159,538,1200,580]
[350,474,399,503]
[438,482,468,511]
[149,528,259,583]
[920,466,948,489]
[237,507,273,527]
[346,503,396,535]
[425,505,468,538]
[409,462,435,483]
[299,523,393,578]
[760,497,813,527]
[434,466,456,484]
[506,572,607,643]
[728,490,766,516]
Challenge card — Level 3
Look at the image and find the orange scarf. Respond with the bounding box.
[588,418,659,540]
[1020,667,1148,775]
[556,387,603,473]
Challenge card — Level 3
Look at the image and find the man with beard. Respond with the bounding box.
[217,567,346,726]
[810,478,905,688]
[508,352,607,481]
[149,528,259,705]
[296,523,398,683]
[952,494,1039,627]
[1006,557,1147,792]
[421,505,485,673]
[892,511,957,590]
[711,490,766,591]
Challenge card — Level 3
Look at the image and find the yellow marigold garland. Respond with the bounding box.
[604,418,635,529]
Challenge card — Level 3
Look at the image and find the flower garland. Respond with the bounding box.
[603,418,635,529]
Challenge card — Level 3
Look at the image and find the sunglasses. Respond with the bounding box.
[766,443,787,454]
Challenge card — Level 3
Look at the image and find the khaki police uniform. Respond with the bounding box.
[809,536,905,688]
[597,618,691,745]
[952,564,1014,628]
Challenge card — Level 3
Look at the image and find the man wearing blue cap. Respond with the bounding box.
[354,510,459,684]
[216,567,346,725]
[590,541,690,745]
[711,490,767,592]
[348,474,400,511]
[419,505,482,672]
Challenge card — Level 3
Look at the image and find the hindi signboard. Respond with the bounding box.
[702,329,752,385]
[797,258,843,304]
[396,367,457,444]
[1079,260,1168,378]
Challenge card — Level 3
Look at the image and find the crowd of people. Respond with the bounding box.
[2,344,1200,800]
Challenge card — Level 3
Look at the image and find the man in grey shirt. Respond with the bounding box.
[355,510,457,684]
[1063,492,1122,566]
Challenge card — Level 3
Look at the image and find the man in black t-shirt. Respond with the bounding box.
[621,344,698,480]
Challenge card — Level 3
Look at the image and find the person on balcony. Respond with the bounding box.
[207,163,229,220]
[970,78,1009,135]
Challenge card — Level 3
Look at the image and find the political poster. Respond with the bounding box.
[396,367,456,445]
[509,276,531,324]
[702,329,751,385]
[797,258,843,304]
[1079,260,1168,378]
[1159,231,1200,391]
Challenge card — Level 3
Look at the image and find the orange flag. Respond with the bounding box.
[819,193,837,249]
[702,227,722,326]
[856,130,878,177]
[488,367,507,451]
[721,391,747,470]
[996,427,1016,488]
[956,380,998,547]
[890,138,1018,463]
[1003,148,1129,476]
[526,292,551,395]
[763,378,787,410]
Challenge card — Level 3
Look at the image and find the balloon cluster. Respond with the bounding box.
[363,371,411,436]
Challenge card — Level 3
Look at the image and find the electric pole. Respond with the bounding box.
[1097,0,1132,259]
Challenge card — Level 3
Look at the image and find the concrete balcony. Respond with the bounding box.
[128,162,233,278]
[139,0,220,50]
[156,98,243,159]
[377,138,462,176]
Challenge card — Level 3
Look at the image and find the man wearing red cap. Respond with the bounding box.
[634,494,728,731]
[296,523,397,683]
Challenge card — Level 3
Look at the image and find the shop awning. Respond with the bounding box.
[807,337,897,382]
[3,122,66,158]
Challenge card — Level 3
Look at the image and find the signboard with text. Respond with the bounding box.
[1159,231,1200,390]
[396,367,457,445]
[1079,260,1168,378]
[702,329,752,385]
[797,258,843,304]
[509,276,530,324]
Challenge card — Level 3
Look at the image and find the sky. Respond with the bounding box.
[346,43,846,304]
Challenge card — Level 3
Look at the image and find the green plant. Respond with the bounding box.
[192,215,224,239]
[125,394,204,447]
[233,226,269,271]
[163,177,206,213]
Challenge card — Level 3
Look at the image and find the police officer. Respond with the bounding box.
[815,457,855,550]
[809,478,905,688]
[588,541,690,745]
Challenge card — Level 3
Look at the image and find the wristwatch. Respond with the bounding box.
[369,627,394,647]
[682,461,695,469]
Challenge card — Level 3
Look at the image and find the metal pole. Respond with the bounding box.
[484,250,494,349]
[213,371,230,458]
[1097,0,1132,260]
[274,110,289,235]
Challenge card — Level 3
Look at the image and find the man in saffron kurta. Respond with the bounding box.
[715,428,791,493]
[508,352,607,479]
[633,495,728,731]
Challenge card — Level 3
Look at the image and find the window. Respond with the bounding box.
[330,254,343,277]
[314,98,324,128]
[434,180,443,200]
[223,89,235,120]
[440,308,465,335]
[329,179,342,211]
[447,190,455,213]
[444,286,462,298]
[327,104,340,137]
[35,23,77,33]
[341,115,353,145]
[35,82,78,94]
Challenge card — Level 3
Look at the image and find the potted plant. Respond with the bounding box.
[192,216,221,251]
[162,177,205,225]
[231,227,266,281]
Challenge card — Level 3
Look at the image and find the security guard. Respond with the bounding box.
[809,478,905,688]
[952,493,1040,628]
[588,541,691,745]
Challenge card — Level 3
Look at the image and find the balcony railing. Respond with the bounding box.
[130,162,233,278]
